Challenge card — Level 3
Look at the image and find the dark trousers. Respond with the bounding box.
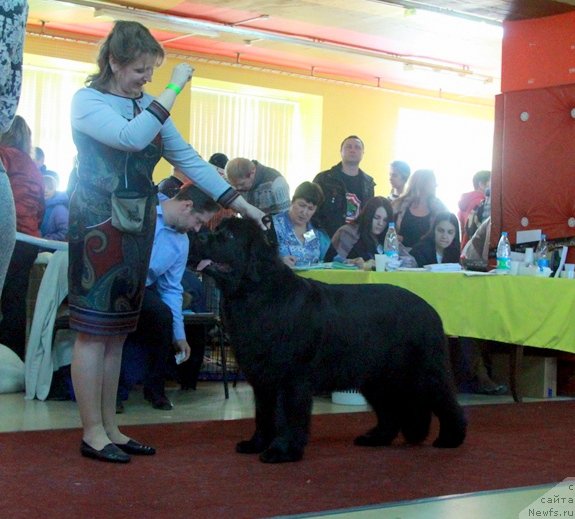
[120,287,173,398]
[0,242,39,360]
[450,336,493,392]
[176,323,207,390]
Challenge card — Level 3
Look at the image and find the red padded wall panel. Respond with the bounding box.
[491,84,575,247]
[502,12,575,93]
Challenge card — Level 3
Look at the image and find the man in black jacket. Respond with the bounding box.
[313,135,376,237]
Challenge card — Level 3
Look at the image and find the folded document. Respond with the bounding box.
[424,263,462,272]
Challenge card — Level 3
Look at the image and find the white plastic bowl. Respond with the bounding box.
[331,389,368,406]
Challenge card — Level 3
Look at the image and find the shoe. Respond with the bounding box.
[114,439,156,456]
[144,388,173,410]
[476,383,508,395]
[80,441,131,463]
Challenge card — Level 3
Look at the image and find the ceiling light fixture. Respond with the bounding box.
[403,61,493,84]
[54,0,495,85]
[93,7,220,38]
[232,14,270,26]
[369,0,502,26]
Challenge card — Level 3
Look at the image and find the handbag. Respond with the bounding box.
[111,150,158,234]
[111,189,150,234]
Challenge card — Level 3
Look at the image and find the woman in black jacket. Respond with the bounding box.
[325,196,416,269]
[410,212,461,267]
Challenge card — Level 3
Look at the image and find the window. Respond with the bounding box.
[189,78,322,193]
[18,56,92,189]
[395,108,494,213]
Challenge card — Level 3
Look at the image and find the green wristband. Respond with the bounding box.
[166,83,182,94]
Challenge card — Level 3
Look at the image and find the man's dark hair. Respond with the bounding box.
[174,184,220,213]
[208,152,229,170]
[340,135,364,150]
[472,170,491,190]
[158,175,184,198]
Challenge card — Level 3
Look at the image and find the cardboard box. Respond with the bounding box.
[491,354,557,399]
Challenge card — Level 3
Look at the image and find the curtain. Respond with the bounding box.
[18,65,86,188]
[190,87,302,185]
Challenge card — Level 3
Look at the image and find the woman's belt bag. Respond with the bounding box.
[111,189,152,234]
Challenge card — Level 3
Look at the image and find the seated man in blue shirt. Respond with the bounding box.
[119,184,220,411]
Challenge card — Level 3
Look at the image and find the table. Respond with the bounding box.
[298,270,575,401]
[298,270,575,353]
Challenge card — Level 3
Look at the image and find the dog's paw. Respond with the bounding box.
[259,445,303,463]
[354,427,396,447]
[432,416,467,448]
[432,432,466,448]
[236,439,266,454]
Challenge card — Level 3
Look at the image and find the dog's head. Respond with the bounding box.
[197,217,283,294]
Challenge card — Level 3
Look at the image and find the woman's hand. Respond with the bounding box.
[230,197,267,229]
[363,259,375,271]
[347,257,365,269]
[170,63,194,90]
[156,63,195,111]
[282,255,297,268]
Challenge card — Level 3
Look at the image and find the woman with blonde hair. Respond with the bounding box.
[392,169,447,248]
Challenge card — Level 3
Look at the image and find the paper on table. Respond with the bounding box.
[464,270,496,276]
[424,263,462,272]
[292,262,334,271]
[331,262,359,270]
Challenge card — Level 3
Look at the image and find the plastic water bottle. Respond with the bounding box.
[535,234,549,270]
[496,231,511,274]
[383,222,399,263]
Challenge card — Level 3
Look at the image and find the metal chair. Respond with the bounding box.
[183,273,229,398]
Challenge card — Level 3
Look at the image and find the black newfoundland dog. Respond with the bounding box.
[199,217,466,463]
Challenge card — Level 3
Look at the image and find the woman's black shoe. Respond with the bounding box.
[114,439,156,455]
[80,441,131,463]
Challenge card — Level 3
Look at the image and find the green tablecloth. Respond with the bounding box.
[298,270,575,352]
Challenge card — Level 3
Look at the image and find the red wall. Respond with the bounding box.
[491,12,575,256]
[502,12,575,93]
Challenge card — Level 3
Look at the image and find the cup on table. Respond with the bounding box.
[375,254,389,272]
[509,260,521,276]
[524,247,534,266]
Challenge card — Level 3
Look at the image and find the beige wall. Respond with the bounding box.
[24,34,494,194]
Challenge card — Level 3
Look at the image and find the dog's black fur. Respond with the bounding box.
[199,217,467,463]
